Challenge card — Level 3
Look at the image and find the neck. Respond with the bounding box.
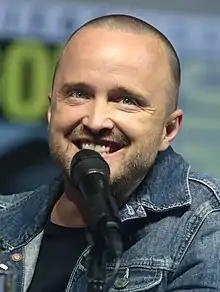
[50,175,144,228]
[51,178,86,228]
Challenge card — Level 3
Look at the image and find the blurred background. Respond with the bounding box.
[0,0,219,194]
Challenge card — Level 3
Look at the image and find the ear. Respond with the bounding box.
[159,109,183,151]
[47,92,52,124]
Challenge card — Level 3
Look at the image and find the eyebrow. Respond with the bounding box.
[58,82,96,93]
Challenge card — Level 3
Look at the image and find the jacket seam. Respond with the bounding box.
[0,187,44,214]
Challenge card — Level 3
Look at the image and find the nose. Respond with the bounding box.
[82,99,114,134]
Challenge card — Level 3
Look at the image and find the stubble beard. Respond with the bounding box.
[49,129,74,176]
[49,128,160,204]
[109,141,159,202]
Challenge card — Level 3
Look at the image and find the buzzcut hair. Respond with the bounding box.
[52,14,181,112]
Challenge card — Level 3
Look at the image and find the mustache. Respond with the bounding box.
[67,127,130,147]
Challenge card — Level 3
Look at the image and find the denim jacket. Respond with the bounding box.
[1,147,220,292]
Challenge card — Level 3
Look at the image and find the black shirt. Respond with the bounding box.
[27,221,87,292]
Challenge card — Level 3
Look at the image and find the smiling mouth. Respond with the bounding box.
[73,140,125,155]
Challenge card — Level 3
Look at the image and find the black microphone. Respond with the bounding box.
[70,149,123,258]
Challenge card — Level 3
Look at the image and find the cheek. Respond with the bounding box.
[51,104,83,132]
[114,113,157,142]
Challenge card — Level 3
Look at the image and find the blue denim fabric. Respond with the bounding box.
[1,147,220,291]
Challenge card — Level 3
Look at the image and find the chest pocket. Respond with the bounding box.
[107,265,163,292]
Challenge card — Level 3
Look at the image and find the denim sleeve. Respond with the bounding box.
[167,210,220,291]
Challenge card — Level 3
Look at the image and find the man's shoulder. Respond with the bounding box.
[0,184,48,210]
[0,175,63,213]
[188,170,220,205]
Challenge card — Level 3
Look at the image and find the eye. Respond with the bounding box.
[67,89,90,99]
[119,96,138,106]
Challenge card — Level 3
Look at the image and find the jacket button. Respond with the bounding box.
[114,277,129,289]
[114,268,129,289]
[11,253,22,262]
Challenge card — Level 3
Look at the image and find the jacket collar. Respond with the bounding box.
[120,147,191,221]
[139,146,191,209]
[0,147,191,249]
[0,176,64,250]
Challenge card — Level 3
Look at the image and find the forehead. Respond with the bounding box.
[54,28,170,92]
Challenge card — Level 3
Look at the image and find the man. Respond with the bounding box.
[1,14,220,292]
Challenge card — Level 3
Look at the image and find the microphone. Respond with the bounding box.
[70,149,123,258]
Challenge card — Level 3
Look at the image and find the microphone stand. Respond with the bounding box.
[70,149,123,291]
[86,220,123,292]
[0,255,17,292]
[87,242,107,292]
[86,224,108,292]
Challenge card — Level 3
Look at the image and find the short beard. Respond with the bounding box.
[49,126,161,205]
[49,130,73,176]
[109,144,159,204]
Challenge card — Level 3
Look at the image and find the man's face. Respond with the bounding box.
[48,28,181,197]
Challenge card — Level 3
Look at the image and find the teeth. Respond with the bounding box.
[94,145,102,152]
[82,143,90,149]
[81,143,110,153]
